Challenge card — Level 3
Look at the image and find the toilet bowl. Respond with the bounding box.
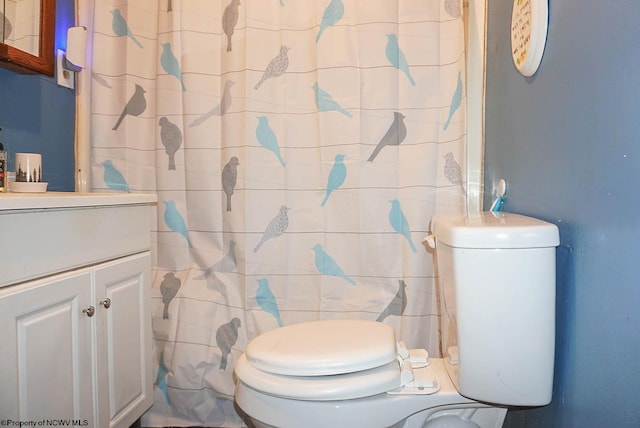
[234,320,506,428]
[235,356,506,428]
[234,212,560,428]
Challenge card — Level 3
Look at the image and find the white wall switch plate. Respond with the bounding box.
[56,50,75,90]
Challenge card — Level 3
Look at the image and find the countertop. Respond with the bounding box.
[0,192,158,211]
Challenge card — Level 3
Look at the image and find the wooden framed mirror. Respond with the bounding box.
[0,0,55,76]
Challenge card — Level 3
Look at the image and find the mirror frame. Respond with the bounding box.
[0,0,55,76]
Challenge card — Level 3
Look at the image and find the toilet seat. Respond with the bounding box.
[236,319,402,400]
[235,353,401,400]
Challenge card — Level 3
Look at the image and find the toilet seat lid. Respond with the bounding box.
[245,319,397,376]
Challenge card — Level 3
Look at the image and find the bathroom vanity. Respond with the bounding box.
[0,192,157,428]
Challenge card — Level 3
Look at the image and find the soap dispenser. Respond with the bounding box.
[0,128,7,192]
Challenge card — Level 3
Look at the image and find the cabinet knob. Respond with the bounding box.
[100,298,112,309]
[82,306,95,317]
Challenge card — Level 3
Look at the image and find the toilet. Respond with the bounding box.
[234,212,560,428]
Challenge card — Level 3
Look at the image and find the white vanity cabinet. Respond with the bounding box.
[0,193,157,428]
[93,253,151,428]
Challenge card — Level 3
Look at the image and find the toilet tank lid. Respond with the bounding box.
[431,212,560,249]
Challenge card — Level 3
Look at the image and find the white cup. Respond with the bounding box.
[15,153,42,183]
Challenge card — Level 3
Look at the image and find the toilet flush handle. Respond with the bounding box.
[423,234,436,249]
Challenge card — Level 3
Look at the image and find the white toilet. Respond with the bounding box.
[234,212,560,428]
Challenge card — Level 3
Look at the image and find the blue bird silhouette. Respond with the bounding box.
[316,0,344,43]
[161,42,186,91]
[312,82,352,117]
[312,244,356,285]
[156,351,171,404]
[256,116,286,167]
[385,34,415,86]
[163,200,192,248]
[389,199,417,253]
[110,9,142,48]
[102,160,129,192]
[256,278,284,327]
[321,154,346,207]
[443,71,463,130]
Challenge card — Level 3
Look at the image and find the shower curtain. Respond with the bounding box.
[81,0,466,425]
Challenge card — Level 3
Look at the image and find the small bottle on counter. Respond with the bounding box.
[0,128,7,193]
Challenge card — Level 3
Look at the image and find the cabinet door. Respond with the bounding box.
[93,252,152,428]
[0,270,94,423]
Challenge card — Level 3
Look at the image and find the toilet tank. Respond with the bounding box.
[430,212,559,406]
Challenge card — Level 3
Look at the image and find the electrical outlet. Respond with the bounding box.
[56,50,75,90]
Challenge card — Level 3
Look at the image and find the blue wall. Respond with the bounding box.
[485,1,640,426]
[0,0,75,191]
[2,1,638,424]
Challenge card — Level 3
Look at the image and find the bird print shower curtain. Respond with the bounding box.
[82,0,466,425]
